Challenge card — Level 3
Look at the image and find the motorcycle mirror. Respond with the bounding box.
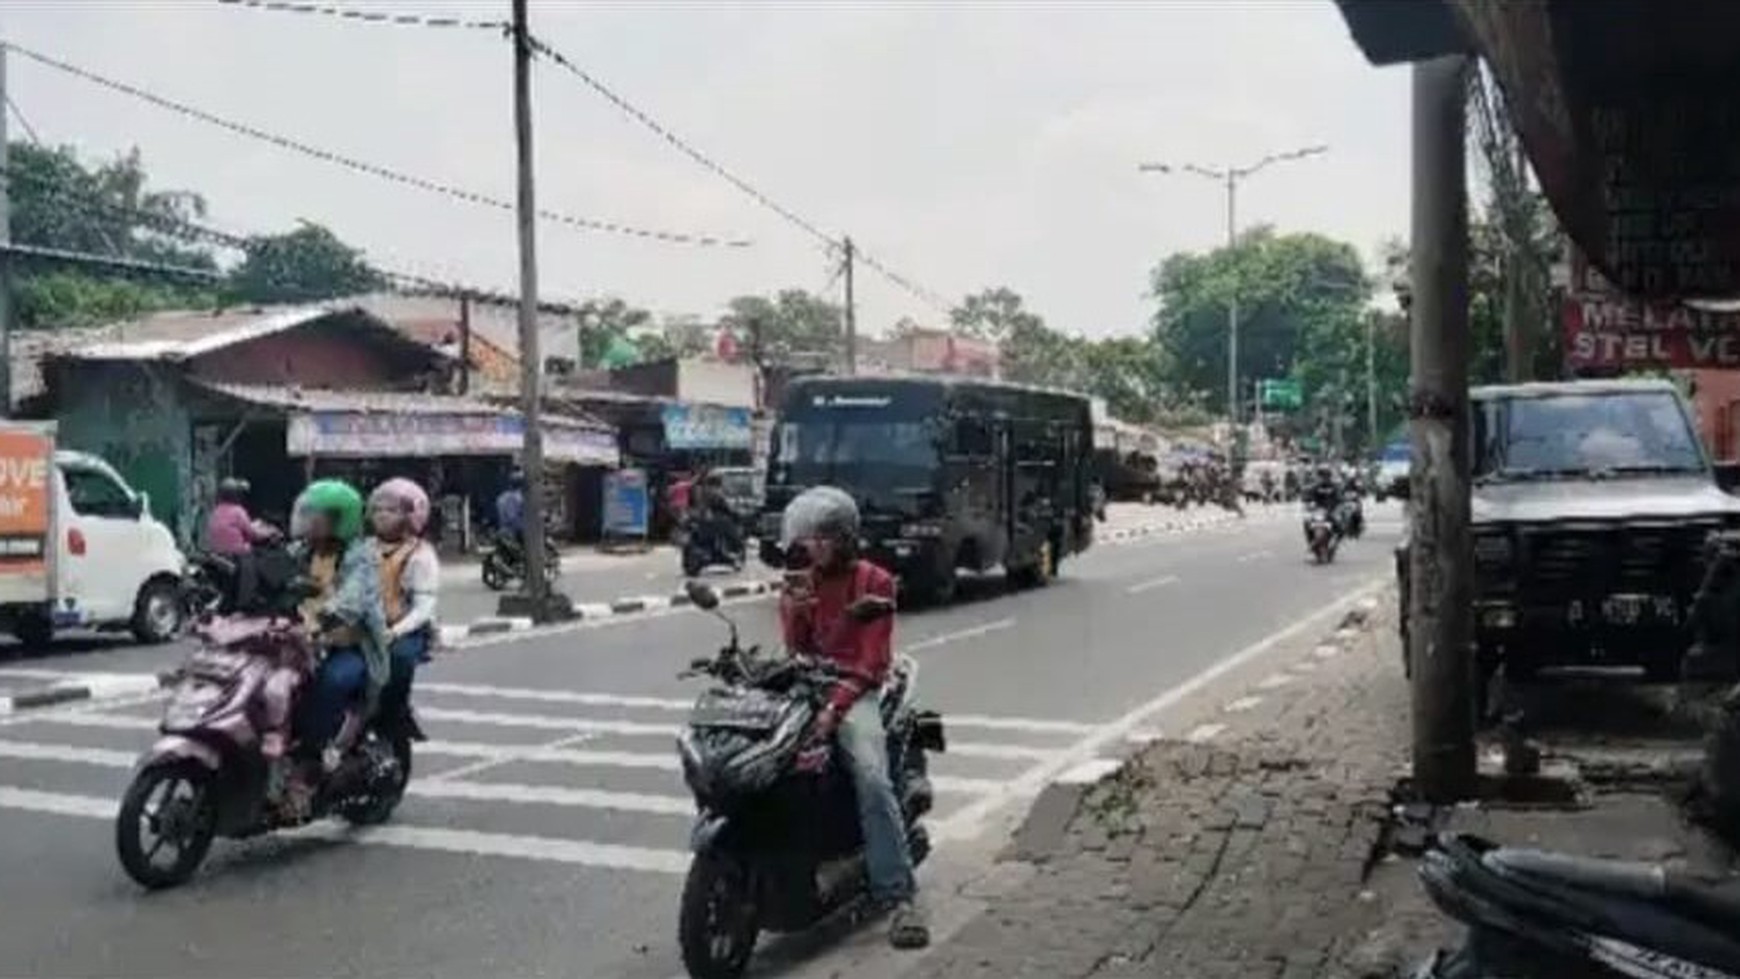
[685,580,721,611]
[847,595,895,623]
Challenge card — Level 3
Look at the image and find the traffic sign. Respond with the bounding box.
[1258,379,1303,411]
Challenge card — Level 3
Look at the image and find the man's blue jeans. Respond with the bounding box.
[299,647,367,747]
[837,696,915,904]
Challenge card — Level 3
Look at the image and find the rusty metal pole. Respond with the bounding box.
[1409,55,1477,801]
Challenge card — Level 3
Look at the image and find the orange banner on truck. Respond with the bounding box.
[0,428,53,574]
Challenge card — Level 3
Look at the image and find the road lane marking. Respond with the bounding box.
[419,682,690,711]
[942,714,1093,735]
[902,618,1016,653]
[933,575,1389,842]
[1186,723,1226,743]
[1124,574,1179,595]
[1236,550,1275,563]
[0,738,1005,800]
[1256,673,1294,689]
[0,785,690,874]
[1224,696,1264,713]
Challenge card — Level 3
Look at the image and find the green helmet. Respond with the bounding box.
[293,479,365,541]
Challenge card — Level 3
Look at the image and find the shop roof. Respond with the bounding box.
[195,380,612,431]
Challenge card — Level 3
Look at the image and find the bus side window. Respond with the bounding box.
[953,418,993,457]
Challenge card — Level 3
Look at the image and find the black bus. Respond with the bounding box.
[761,375,1097,603]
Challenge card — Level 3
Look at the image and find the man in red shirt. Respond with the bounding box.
[777,486,928,949]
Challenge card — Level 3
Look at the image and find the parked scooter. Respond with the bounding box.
[681,514,746,578]
[115,576,425,889]
[1415,832,1740,978]
[673,581,945,979]
[480,531,560,591]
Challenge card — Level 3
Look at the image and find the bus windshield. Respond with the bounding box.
[774,419,938,485]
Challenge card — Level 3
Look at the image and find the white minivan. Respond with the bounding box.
[0,449,187,647]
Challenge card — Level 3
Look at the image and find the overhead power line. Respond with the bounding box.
[214,0,509,30]
[2,40,753,249]
[524,31,954,314]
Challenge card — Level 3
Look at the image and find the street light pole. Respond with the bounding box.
[1139,144,1327,425]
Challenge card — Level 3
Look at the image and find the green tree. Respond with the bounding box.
[634,313,713,362]
[722,289,842,367]
[7,142,221,328]
[226,222,382,305]
[1150,227,1371,419]
[575,297,654,367]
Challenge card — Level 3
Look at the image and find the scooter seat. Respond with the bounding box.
[1486,848,1667,902]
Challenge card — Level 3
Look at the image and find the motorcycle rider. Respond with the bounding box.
[689,472,743,563]
[776,486,930,950]
[369,478,439,720]
[1303,463,1344,540]
[495,470,527,565]
[289,480,390,769]
[205,477,277,557]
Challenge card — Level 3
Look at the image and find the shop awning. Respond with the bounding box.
[196,382,620,466]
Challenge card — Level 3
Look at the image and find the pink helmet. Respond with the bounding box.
[369,477,431,535]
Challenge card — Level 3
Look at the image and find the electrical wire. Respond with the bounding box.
[2,40,753,249]
[525,31,955,313]
[214,0,509,31]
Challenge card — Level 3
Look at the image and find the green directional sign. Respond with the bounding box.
[1258,378,1303,411]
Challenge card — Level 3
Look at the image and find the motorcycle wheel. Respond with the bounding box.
[682,548,706,578]
[341,735,413,827]
[481,557,509,592]
[115,760,217,890]
[678,853,759,979]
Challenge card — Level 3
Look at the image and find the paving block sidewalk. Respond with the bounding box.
[913,598,1410,979]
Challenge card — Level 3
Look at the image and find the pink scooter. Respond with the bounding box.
[115,599,424,889]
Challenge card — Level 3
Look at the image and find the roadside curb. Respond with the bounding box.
[436,578,782,646]
[0,672,165,717]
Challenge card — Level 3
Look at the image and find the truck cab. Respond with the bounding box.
[0,447,187,647]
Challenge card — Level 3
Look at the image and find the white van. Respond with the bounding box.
[0,441,187,647]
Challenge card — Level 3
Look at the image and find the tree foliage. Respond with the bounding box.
[722,289,843,366]
[7,141,390,328]
[225,223,383,306]
[575,297,654,367]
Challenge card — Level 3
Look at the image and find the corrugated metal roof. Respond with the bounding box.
[195,381,612,431]
[64,304,356,361]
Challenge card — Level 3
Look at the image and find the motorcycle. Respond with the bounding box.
[1414,832,1740,978]
[1337,493,1365,540]
[115,579,426,890]
[673,581,945,979]
[480,532,561,592]
[1305,507,1339,564]
[681,514,747,578]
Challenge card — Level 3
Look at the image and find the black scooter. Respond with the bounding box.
[673,582,944,979]
[479,532,560,591]
[680,514,746,578]
[1416,832,1740,978]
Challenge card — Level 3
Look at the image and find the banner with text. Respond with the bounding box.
[1562,293,1740,370]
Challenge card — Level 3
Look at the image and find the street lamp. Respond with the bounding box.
[1138,144,1328,424]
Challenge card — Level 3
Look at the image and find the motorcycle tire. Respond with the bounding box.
[481,557,509,592]
[682,548,706,578]
[341,735,413,827]
[678,852,760,979]
[116,759,217,890]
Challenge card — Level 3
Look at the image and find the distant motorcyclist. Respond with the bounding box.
[776,486,929,949]
[1304,464,1343,521]
[689,472,743,557]
[206,477,278,557]
[494,470,527,560]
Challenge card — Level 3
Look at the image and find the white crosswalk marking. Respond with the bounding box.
[0,679,1086,874]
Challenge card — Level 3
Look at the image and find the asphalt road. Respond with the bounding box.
[0,503,1403,979]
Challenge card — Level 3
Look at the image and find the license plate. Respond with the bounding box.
[1601,594,1648,625]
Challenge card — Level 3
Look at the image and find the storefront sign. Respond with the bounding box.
[1564,294,1740,370]
[602,468,649,538]
[287,411,618,466]
[662,403,752,450]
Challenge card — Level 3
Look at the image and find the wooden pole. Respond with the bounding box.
[1408,55,1477,801]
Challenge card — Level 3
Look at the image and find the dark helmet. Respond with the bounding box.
[217,476,251,504]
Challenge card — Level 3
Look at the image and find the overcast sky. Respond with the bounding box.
[5,1,1410,339]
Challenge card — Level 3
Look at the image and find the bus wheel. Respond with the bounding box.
[1011,539,1055,589]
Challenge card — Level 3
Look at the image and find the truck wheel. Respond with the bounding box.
[13,612,52,649]
[131,578,184,644]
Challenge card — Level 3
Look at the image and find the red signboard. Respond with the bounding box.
[1563,294,1740,370]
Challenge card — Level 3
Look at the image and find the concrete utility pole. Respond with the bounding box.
[1366,311,1378,450]
[504,0,567,620]
[842,236,857,375]
[1139,144,1327,424]
[1503,140,1533,383]
[0,44,12,417]
[1408,55,1477,801]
